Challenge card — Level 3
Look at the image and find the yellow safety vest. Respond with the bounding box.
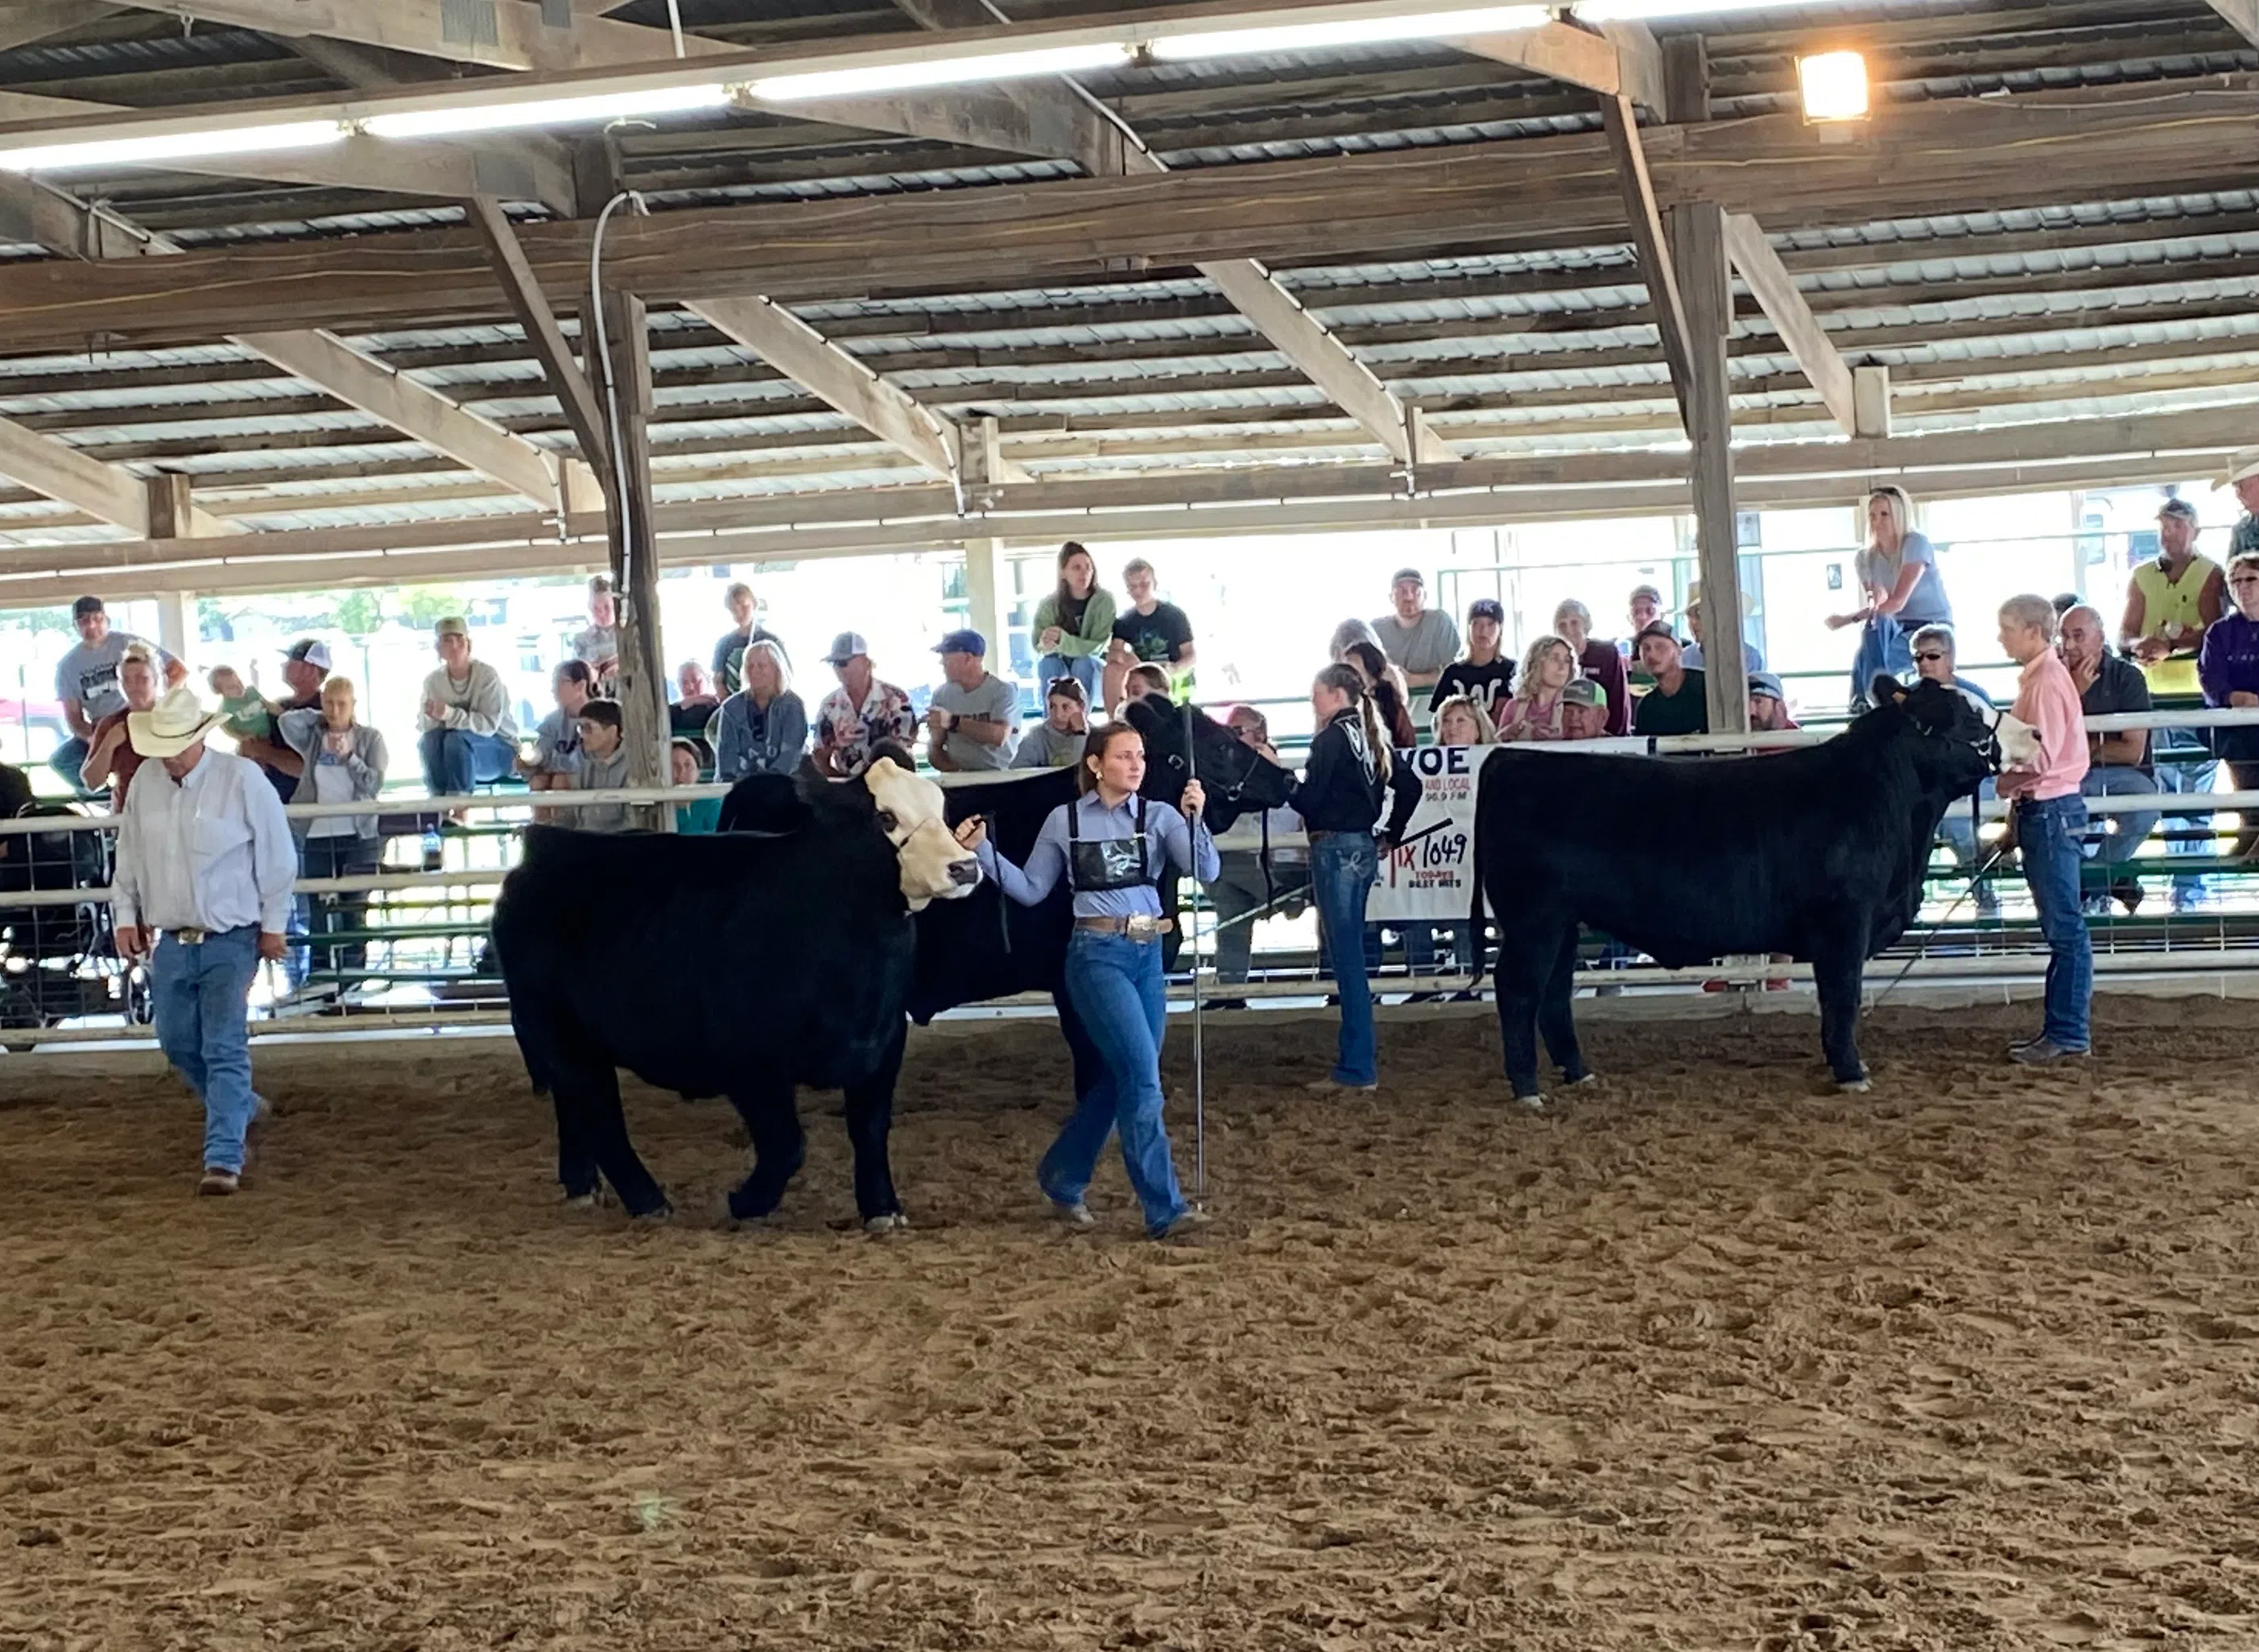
[2130,553,2221,696]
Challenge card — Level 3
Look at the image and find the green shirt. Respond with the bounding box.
[1633,669,1710,736]
[1032,589,1117,659]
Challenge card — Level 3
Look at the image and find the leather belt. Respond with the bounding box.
[1074,915,1174,939]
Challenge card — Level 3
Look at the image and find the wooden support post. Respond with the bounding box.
[595,288,670,828]
[156,592,192,661]
[961,537,1013,679]
[1670,200,1749,736]
[1662,33,1709,124]
[1853,365,1894,439]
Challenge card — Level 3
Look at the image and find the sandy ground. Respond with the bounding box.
[2,1001,2257,1651]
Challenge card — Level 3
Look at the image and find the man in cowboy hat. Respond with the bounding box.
[111,685,297,1196]
[2229,447,2259,561]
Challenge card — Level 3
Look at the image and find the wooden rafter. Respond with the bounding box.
[1720,211,1860,436]
[465,197,613,485]
[1599,91,1694,433]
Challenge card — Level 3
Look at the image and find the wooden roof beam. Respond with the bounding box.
[0,2,118,51]
[0,174,599,515]
[686,297,1016,485]
[1599,91,1694,434]
[465,196,613,485]
[0,414,230,539]
[883,0,1453,465]
[1720,209,1861,436]
[1454,18,1664,113]
[2206,2,2259,47]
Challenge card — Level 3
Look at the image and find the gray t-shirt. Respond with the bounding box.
[55,630,169,723]
[1011,721,1087,770]
[529,707,584,775]
[1854,529,1951,626]
[1371,609,1462,677]
[930,673,1020,770]
[567,745,634,833]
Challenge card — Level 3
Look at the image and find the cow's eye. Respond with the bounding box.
[876,809,898,832]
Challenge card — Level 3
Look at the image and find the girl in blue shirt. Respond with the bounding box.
[958,722,1218,1239]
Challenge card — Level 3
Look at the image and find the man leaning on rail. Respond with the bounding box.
[110,686,296,1197]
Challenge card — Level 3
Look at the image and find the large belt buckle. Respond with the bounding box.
[1124,914,1161,941]
[171,927,209,945]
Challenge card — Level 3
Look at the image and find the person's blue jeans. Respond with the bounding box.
[151,923,263,1174]
[1048,930,1186,1235]
[299,833,379,977]
[2079,765,2160,866]
[2154,734,2217,902]
[1848,614,1914,709]
[419,727,515,795]
[1935,777,2002,911]
[1036,652,1101,703]
[1311,834,1379,1085]
[48,737,90,794]
[2017,795,2093,1051]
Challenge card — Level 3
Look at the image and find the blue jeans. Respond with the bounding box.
[1036,653,1101,703]
[419,727,515,796]
[49,737,90,793]
[1311,834,1379,1085]
[1848,615,1914,709]
[151,923,263,1173]
[300,833,379,976]
[2154,736,2217,900]
[2017,795,2093,1051]
[1048,930,1186,1235]
[2079,765,2160,866]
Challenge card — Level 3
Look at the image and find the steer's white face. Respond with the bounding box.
[1992,708,2042,767]
[863,758,981,909]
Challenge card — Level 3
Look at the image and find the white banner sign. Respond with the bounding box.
[1368,744,1479,923]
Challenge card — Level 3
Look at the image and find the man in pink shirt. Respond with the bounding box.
[1996,593,2092,1062]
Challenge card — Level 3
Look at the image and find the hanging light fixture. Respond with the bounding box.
[1796,50,1870,122]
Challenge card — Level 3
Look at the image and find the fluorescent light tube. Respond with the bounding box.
[364,84,730,139]
[1797,50,1868,121]
[1151,3,1549,58]
[1574,0,1830,19]
[0,120,345,174]
[748,42,1132,101]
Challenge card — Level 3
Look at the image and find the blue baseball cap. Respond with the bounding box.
[934,628,986,656]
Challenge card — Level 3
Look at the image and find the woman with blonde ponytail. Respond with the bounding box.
[1290,663,1420,1093]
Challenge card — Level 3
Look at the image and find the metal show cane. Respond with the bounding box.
[1184,702,1206,1202]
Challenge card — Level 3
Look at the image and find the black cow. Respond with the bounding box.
[493,753,980,1228]
[1471,677,2005,1101]
[720,703,1295,1160]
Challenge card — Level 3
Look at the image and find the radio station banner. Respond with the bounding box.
[1369,744,1481,923]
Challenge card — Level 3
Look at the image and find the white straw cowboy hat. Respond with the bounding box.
[127,685,229,760]
[2225,446,2259,487]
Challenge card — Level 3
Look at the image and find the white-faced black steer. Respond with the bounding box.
[491,752,979,1227]
[1471,676,2013,1103]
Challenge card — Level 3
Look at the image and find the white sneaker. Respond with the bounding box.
[1304,1078,1379,1096]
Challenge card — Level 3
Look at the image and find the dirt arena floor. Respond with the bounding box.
[3,999,2257,1651]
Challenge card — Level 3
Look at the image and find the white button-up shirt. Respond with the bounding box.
[111,749,297,935]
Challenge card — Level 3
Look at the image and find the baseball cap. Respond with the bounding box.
[2158,498,2199,522]
[71,595,104,619]
[1467,597,1505,623]
[1747,671,1787,702]
[934,628,986,657]
[433,616,469,639]
[1561,678,1604,708]
[2225,447,2259,486]
[1634,619,1680,644]
[1390,568,1425,587]
[283,638,332,670]
[822,630,871,666]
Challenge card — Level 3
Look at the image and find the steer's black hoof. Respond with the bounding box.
[726,1186,783,1223]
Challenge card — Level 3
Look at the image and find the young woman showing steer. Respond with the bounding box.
[953,723,1217,1241]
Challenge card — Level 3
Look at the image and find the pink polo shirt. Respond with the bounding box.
[2011,647,2090,801]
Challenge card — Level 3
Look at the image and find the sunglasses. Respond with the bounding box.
[1913,651,1947,663]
